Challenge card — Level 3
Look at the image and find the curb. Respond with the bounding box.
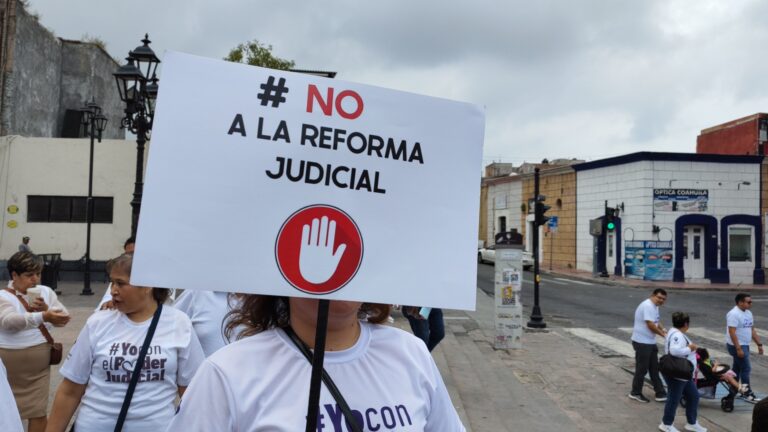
[540,269,768,293]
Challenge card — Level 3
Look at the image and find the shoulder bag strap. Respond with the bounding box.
[283,327,363,432]
[4,288,54,345]
[114,303,163,432]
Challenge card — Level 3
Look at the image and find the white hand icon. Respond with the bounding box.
[299,216,347,284]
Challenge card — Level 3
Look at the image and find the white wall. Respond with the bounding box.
[0,136,138,261]
[486,177,522,245]
[576,159,761,280]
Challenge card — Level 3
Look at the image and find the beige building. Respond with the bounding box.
[520,165,577,270]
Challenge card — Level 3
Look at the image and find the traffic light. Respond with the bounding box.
[534,195,551,227]
[605,207,616,232]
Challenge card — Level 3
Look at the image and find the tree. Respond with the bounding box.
[224,40,295,70]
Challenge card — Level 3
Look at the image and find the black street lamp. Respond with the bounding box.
[80,100,108,295]
[113,34,160,238]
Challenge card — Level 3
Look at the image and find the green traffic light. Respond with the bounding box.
[607,222,615,230]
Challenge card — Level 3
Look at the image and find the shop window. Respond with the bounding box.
[27,195,114,223]
[729,227,752,262]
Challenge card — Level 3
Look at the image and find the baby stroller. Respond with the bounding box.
[681,348,757,412]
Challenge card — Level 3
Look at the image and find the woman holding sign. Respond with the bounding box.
[46,254,204,432]
[166,296,465,431]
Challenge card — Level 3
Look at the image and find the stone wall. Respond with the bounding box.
[0,0,123,138]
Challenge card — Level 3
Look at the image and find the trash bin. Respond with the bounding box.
[38,253,62,293]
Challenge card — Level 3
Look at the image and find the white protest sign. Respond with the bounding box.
[131,51,485,310]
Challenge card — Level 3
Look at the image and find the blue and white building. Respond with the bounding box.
[574,152,764,285]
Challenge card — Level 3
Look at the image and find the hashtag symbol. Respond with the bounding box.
[109,343,119,355]
[257,76,289,108]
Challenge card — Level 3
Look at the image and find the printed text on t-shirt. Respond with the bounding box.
[103,342,168,383]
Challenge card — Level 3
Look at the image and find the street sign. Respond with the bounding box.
[547,216,558,233]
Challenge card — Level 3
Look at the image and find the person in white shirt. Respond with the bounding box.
[46,253,205,432]
[660,312,707,432]
[726,292,763,401]
[166,296,466,431]
[174,290,235,357]
[0,357,24,432]
[629,288,668,403]
[0,252,70,432]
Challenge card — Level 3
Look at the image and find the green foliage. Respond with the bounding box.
[224,40,294,70]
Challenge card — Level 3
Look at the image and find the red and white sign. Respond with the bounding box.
[131,51,484,310]
[275,205,363,295]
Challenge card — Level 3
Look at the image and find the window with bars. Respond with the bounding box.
[27,196,113,223]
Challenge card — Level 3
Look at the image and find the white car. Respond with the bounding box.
[477,245,496,264]
[478,247,534,270]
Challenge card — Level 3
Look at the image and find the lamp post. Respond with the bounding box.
[80,100,108,295]
[113,34,160,238]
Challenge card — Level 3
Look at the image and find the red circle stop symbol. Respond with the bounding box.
[275,205,363,294]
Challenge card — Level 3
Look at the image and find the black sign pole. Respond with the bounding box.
[305,299,330,432]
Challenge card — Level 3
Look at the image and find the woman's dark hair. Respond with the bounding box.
[7,251,43,277]
[696,347,709,361]
[672,311,690,329]
[224,295,391,341]
[106,253,170,304]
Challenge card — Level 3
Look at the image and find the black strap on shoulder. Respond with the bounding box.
[114,303,163,432]
[283,326,363,432]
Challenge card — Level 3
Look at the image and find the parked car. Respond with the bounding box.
[522,251,533,270]
[478,246,533,270]
[477,245,495,264]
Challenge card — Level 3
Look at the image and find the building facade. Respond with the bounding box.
[0,136,137,279]
[0,0,123,139]
[574,152,763,285]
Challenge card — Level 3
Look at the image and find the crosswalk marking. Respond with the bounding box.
[547,279,568,285]
[553,278,594,286]
[617,327,731,360]
[561,328,636,358]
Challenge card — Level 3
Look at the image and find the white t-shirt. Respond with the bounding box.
[631,298,660,344]
[665,328,696,380]
[60,306,204,432]
[0,285,67,348]
[0,358,23,432]
[726,306,754,346]
[173,290,233,357]
[166,322,465,432]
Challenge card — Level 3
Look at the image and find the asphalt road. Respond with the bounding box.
[476,262,768,332]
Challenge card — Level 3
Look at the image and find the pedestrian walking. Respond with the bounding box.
[629,288,668,403]
[0,252,70,432]
[726,292,763,401]
[46,253,204,432]
[18,236,32,253]
[659,312,707,432]
[166,296,465,431]
[402,306,445,352]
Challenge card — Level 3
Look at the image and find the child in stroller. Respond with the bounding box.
[693,348,757,412]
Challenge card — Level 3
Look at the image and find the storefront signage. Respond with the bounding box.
[624,241,673,281]
[653,189,708,212]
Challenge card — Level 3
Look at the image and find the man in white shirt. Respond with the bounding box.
[726,292,763,401]
[629,288,668,403]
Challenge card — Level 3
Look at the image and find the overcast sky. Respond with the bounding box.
[28,0,768,167]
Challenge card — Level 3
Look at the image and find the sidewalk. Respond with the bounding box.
[411,287,732,432]
[542,266,767,292]
[48,282,734,431]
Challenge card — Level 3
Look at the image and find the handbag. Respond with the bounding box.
[4,288,63,365]
[114,303,163,432]
[659,331,694,380]
[283,327,363,432]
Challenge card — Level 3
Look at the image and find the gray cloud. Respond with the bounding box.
[26,0,768,166]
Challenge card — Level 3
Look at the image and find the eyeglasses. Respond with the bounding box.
[746,301,753,304]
